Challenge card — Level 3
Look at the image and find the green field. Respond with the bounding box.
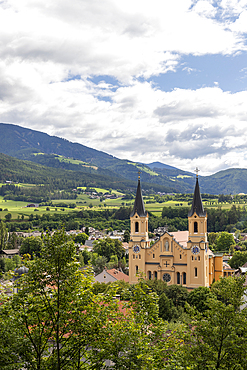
[0,182,246,221]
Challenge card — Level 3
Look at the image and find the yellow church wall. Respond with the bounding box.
[128,176,224,288]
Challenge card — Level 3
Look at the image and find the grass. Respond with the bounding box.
[1,182,247,221]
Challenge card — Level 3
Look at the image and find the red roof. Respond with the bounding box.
[106,269,129,283]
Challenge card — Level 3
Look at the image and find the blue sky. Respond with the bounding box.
[1,0,247,175]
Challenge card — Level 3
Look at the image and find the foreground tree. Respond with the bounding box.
[1,229,183,369]
[0,220,8,252]
[183,276,247,369]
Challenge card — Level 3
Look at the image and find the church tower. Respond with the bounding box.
[129,174,149,283]
[187,169,209,288]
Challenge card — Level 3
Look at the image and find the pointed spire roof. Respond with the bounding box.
[188,172,206,217]
[130,175,147,217]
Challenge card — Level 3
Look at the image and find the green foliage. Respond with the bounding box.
[187,286,215,313]
[228,250,247,269]
[158,293,181,322]
[92,255,108,275]
[0,220,8,251]
[107,254,118,269]
[73,232,88,245]
[123,229,130,242]
[183,276,247,369]
[211,275,246,309]
[19,236,43,257]
[165,284,188,308]
[93,237,125,262]
[215,231,235,252]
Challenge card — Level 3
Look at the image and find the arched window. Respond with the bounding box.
[148,271,152,280]
[177,272,180,284]
[194,221,198,233]
[154,271,157,279]
[136,265,138,274]
[183,272,186,285]
[195,267,198,277]
[135,222,139,232]
[164,240,169,251]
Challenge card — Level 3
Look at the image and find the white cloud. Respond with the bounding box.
[1,0,247,176]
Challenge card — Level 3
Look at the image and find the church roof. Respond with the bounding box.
[130,178,147,217]
[188,176,206,217]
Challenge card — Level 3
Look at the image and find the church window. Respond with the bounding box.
[153,254,155,258]
[164,240,169,251]
[136,266,138,273]
[183,272,186,285]
[177,272,180,284]
[148,271,152,280]
[139,254,141,259]
[198,256,200,261]
[154,271,157,279]
[163,273,171,283]
[192,256,194,261]
[135,222,139,232]
[133,255,135,259]
[180,254,182,259]
[195,267,198,277]
[194,222,198,233]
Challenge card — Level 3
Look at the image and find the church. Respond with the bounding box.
[128,173,224,289]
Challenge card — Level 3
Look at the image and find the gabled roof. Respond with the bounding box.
[188,177,206,217]
[107,269,129,283]
[130,178,147,217]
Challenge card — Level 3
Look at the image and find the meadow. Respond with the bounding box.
[0,183,244,221]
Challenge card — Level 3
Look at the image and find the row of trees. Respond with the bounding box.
[1,229,247,369]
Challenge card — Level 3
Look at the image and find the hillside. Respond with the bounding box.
[1,122,247,194]
[0,153,177,193]
[0,123,192,192]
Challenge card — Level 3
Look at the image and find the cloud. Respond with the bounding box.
[1,0,247,176]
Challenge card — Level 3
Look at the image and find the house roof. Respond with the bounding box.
[106,269,129,283]
[170,231,189,248]
[188,177,206,217]
[2,249,20,255]
[130,178,147,217]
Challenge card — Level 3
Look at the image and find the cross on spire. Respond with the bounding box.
[138,170,141,180]
[195,167,200,178]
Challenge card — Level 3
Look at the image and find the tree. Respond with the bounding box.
[123,229,130,242]
[73,232,88,245]
[0,230,182,369]
[0,220,8,252]
[187,286,215,313]
[19,236,43,257]
[5,229,117,369]
[228,250,247,269]
[93,237,125,262]
[215,231,235,252]
[182,276,247,369]
[4,213,12,221]
[165,284,188,308]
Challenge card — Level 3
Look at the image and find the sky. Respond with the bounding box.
[1,0,247,176]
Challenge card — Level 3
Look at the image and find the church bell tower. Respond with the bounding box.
[187,168,209,287]
[129,173,149,283]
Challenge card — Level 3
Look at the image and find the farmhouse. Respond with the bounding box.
[129,172,224,289]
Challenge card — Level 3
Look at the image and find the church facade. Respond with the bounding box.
[128,174,223,289]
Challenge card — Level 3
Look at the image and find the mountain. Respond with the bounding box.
[1,122,247,194]
[0,123,192,192]
[146,162,181,171]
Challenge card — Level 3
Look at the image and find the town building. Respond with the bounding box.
[128,172,224,289]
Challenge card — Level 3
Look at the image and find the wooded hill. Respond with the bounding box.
[1,122,247,194]
[0,153,174,193]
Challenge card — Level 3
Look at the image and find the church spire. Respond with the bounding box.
[188,168,206,217]
[130,172,147,217]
